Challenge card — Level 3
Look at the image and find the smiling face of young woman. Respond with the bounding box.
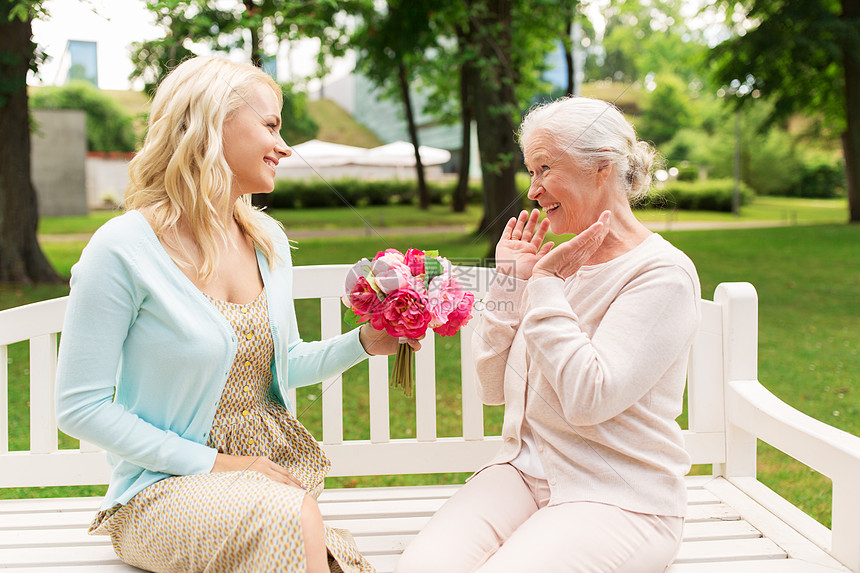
[222,82,291,200]
[524,130,608,236]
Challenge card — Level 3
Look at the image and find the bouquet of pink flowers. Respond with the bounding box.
[343,248,475,397]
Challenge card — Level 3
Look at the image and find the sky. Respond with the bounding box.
[28,0,351,91]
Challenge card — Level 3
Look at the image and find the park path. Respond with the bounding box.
[37,219,792,244]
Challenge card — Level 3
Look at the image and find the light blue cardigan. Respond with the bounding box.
[55,210,369,510]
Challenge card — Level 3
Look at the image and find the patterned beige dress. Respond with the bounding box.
[89,289,374,573]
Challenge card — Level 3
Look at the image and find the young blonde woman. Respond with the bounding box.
[55,56,412,573]
[396,96,701,573]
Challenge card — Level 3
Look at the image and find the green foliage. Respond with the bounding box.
[659,97,846,199]
[674,164,699,182]
[129,36,197,97]
[29,81,137,152]
[270,178,484,209]
[742,124,804,197]
[590,0,711,87]
[710,0,851,130]
[132,0,365,93]
[644,178,756,212]
[278,83,318,145]
[636,73,697,147]
[783,159,847,199]
[6,0,50,22]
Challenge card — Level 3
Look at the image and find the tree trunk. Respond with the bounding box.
[452,51,474,213]
[468,0,523,255]
[842,0,860,223]
[244,0,263,67]
[0,9,61,284]
[564,21,575,97]
[397,63,429,210]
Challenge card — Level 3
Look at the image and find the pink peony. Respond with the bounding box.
[374,248,404,261]
[433,291,475,337]
[405,248,425,276]
[373,261,414,294]
[344,257,372,294]
[426,275,460,327]
[371,288,432,339]
[347,276,381,321]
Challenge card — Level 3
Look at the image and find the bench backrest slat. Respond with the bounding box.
[369,354,390,443]
[29,333,59,454]
[1,344,7,453]
[415,334,437,442]
[460,328,484,441]
[321,296,345,445]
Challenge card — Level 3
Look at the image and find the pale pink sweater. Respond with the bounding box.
[472,233,700,517]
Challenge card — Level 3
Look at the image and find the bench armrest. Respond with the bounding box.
[727,378,860,572]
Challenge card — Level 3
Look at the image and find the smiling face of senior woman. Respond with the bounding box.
[524,130,614,237]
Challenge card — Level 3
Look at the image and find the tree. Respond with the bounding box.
[463,0,562,246]
[589,0,709,90]
[133,0,364,209]
[637,73,696,147]
[0,1,60,284]
[465,0,522,245]
[710,0,860,222]
[370,1,478,213]
[351,0,436,209]
[132,1,362,96]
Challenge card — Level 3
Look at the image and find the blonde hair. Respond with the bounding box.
[125,56,284,282]
[517,96,658,203]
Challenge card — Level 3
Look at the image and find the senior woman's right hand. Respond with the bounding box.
[495,209,554,279]
[532,210,611,280]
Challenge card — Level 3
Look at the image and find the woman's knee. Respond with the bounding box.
[395,540,446,573]
[300,495,329,573]
[300,495,324,539]
[396,526,489,573]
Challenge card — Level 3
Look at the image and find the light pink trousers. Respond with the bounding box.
[395,463,683,573]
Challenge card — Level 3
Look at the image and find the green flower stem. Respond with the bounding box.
[391,343,415,398]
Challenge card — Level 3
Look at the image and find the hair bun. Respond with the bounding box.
[627,140,658,202]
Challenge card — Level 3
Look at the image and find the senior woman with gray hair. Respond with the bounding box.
[396,96,701,573]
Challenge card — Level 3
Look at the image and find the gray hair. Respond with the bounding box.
[517,96,658,203]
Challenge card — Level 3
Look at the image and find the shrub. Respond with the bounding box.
[675,164,699,182]
[642,178,755,212]
[29,81,138,152]
[783,160,846,199]
[271,178,484,209]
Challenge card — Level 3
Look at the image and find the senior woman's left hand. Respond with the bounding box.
[531,210,611,280]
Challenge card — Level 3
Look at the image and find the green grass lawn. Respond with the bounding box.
[35,196,849,236]
[5,202,860,529]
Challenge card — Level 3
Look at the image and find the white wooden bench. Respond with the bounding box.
[2,265,859,572]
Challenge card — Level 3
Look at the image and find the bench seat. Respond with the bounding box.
[0,475,850,572]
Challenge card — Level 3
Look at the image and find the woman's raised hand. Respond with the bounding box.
[211,453,306,489]
[532,210,611,280]
[495,209,554,280]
